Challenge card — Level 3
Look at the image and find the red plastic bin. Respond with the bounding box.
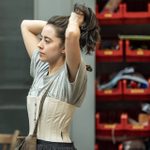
[123,3,150,19]
[96,4,124,20]
[125,114,150,137]
[123,79,150,101]
[118,144,123,150]
[95,144,99,150]
[96,113,127,137]
[96,113,150,138]
[96,40,123,62]
[126,124,150,137]
[125,40,150,62]
[96,81,123,101]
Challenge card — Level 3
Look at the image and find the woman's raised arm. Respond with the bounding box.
[20,20,46,58]
[65,12,84,82]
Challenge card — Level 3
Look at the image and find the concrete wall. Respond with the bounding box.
[34,0,95,149]
[34,0,72,20]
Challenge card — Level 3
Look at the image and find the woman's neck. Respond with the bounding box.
[48,57,65,75]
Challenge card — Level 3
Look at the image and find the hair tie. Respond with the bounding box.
[86,65,93,72]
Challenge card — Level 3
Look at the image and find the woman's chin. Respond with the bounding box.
[39,57,47,62]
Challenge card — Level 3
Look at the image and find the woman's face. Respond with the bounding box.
[38,24,64,63]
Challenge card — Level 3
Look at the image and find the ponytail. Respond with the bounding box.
[74,3,100,55]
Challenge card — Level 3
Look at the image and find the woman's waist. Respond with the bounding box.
[29,127,71,143]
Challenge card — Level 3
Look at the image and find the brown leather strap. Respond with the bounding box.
[32,82,52,136]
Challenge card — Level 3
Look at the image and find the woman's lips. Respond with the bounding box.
[40,52,45,56]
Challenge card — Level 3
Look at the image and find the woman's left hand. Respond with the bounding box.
[69,12,84,27]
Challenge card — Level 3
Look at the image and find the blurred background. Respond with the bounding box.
[0,0,95,150]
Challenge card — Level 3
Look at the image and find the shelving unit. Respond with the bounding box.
[95,0,150,149]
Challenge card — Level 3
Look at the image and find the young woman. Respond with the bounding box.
[21,4,100,150]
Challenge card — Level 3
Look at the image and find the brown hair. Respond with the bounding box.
[47,3,100,55]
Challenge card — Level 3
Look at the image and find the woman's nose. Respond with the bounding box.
[37,40,44,49]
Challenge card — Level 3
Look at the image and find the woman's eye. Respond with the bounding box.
[45,39,50,43]
[39,36,42,41]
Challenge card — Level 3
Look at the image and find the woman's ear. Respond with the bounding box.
[61,47,65,54]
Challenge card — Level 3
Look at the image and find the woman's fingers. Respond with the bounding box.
[69,12,84,27]
[74,8,84,15]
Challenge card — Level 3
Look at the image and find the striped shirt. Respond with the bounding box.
[28,49,87,107]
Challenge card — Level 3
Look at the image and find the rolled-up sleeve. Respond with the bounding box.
[64,61,87,107]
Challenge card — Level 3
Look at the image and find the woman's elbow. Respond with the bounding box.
[20,20,30,29]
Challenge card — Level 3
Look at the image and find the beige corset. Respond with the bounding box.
[27,96,76,142]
